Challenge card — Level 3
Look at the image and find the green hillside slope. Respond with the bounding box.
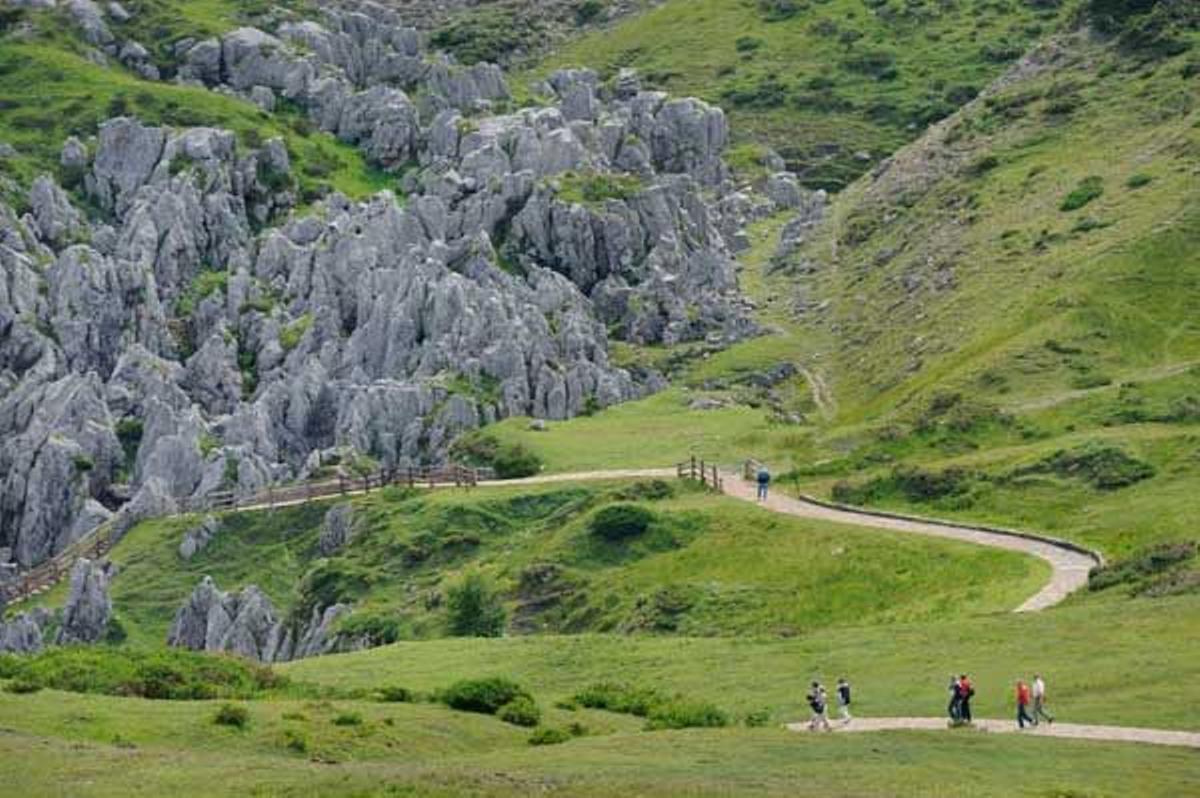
[529,0,1069,189]
[69,479,1043,648]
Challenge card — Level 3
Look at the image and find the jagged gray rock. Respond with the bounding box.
[0,611,45,654]
[56,558,114,644]
[167,576,352,662]
[318,504,356,556]
[179,516,220,560]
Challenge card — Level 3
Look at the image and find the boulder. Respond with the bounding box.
[179,516,220,560]
[318,504,356,556]
[55,558,114,645]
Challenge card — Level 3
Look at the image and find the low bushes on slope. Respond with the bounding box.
[574,682,729,730]
[0,647,286,700]
[1089,541,1198,595]
[438,677,533,715]
[1014,444,1156,490]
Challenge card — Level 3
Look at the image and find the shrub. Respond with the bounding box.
[492,443,542,479]
[735,36,764,53]
[446,573,507,637]
[0,648,285,700]
[576,0,606,24]
[612,480,675,502]
[213,703,249,729]
[377,686,414,703]
[1126,173,1154,188]
[644,699,730,730]
[440,677,531,715]
[758,0,805,22]
[1018,444,1155,490]
[744,709,772,727]
[283,729,308,753]
[573,682,729,729]
[589,504,655,542]
[1060,176,1104,211]
[5,679,42,694]
[498,695,541,727]
[333,712,362,726]
[1089,541,1196,591]
[528,727,572,746]
[338,612,401,647]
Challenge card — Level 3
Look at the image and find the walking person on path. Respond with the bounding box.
[958,674,974,724]
[756,466,771,501]
[836,677,852,723]
[1016,680,1035,729]
[1032,674,1054,725]
[947,674,961,723]
[807,681,831,732]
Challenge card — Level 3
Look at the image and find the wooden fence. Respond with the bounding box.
[1,463,491,607]
[676,456,724,491]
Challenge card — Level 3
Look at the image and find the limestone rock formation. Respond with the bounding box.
[179,516,221,561]
[56,558,114,644]
[167,576,353,663]
[318,504,356,556]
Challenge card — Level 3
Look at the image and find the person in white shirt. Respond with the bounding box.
[1032,674,1054,725]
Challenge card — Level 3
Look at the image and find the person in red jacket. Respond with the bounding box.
[957,674,974,724]
[1015,680,1034,728]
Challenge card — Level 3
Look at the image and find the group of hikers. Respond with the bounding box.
[805,678,852,731]
[949,672,1054,728]
[803,674,1056,731]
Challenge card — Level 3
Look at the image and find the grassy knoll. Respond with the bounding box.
[284,593,1200,731]
[31,478,1043,647]
[527,0,1067,189]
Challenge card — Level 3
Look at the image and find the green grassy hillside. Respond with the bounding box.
[528,0,1069,189]
[60,479,1043,648]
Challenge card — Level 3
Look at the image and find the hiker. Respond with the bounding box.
[1016,680,1034,729]
[1032,674,1054,725]
[947,674,961,722]
[957,674,974,724]
[807,681,832,731]
[756,466,771,501]
[836,677,852,723]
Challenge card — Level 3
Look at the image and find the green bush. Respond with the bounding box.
[377,685,414,703]
[589,504,655,542]
[439,677,532,715]
[528,727,572,746]
[213,703,249,729]
[333,711,362,726]
[1126,173,1154,188]
[498,695,542,727]
[1089,541,1196,591]
[338,612,401,647]
[612,480,675,502]
[492,443,542,479]
[283,729,308,753]
[446,573,507,637]
[1017,444,1155,490]
[0,648,285,700]
[573,682,729,729]
[5,679,42,694]
[1060,176,1104,211]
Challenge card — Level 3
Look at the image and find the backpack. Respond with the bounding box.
[757,469,770,484]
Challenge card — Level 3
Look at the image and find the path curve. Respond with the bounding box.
[785,717,1200,748]
[239,466,1093,613]
[719,475,1095,612]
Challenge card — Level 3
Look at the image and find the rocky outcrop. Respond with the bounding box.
[0,3,764,575]
[179,516,220,561]
[318,504,356,556]
[167,576,352,663]
[0,610,46,654]
[55,558,114,644]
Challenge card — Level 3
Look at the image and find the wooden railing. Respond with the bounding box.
[676,455,724,491]
[1,463,491,607]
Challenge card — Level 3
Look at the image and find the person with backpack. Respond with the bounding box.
[957,674,974,724]
[947,674,962,723]
[1015,680,1034,729]
[836,677,852,723]
[807,681,831,731]
[756,466,771,501]
[1032,673,1054,725]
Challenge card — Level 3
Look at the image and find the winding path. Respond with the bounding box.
[249,465,1095,613]
[718,476,1097,612]
[784,717,1200,749]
